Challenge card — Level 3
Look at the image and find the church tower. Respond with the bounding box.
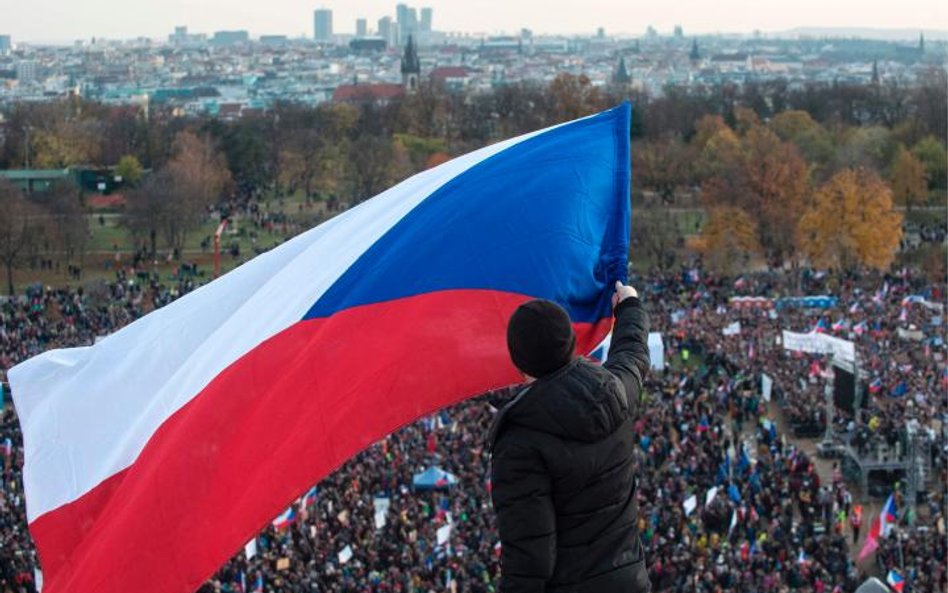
[401,34,421,93]
[689,39,701,63]
[613,56,631,86]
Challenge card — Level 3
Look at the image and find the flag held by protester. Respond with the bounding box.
[9,104,632,593]
[858,493,898,561]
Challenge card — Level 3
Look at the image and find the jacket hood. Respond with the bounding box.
[506,358,630,443]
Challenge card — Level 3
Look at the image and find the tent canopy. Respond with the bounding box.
[412,466,458,490]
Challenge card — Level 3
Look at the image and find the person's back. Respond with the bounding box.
[489,283,651,593]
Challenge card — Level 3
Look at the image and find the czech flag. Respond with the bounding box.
[9,104,632,593]
[881,494,898,527]
[887,569,905,592]
[271,506,297,531]
[859,493,898,560]
[300,486,318,509]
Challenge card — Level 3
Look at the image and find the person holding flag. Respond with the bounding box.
[9,104,635,593]
[489,282,651,593]
[858,493,898,561]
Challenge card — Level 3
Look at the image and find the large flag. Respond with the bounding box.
[858,493,898,560]
[9,104,632,593]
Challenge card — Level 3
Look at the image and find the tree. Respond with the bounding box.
[0,180,43,294]
[630,207,684,270]
[276,103,356,198]
[912,136,948,190]
[208,117,276,198]
[125,170,173,259]
[690,115,728,152]
[889,145,928,210]
[835,126,896,174]
[346,135,395,202]
[548,74,605,123]
[36,181,88,263]
[694,125,741,181]
[632,137,691,204]
[797,168,902,271]
[691,206,761,274]
[115,155,144,186]
[124,132,231,257]
[161,132,231,252]
[701,124,809,267]
[769,110,835,171]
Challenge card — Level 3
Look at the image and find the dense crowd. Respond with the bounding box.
[0,264,945,593]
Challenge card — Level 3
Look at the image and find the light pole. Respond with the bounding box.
[23,125,32,170]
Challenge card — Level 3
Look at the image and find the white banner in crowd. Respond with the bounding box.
[338,545,353,564]
[34,568,43,592]
[437,524,453,546]
[373,496,390,530]
[722,322,742,336]
[761,374,773,402]
[244,538,257,560]
[374,511,387,530]
[897,327,925,341]
[648,332,665,371]
[683,495,697,516]
[781,330,855,363]
[705,487,719,507]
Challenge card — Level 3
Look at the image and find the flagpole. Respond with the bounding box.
[895,524,904,575]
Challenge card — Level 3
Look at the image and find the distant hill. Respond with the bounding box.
[778,27,948,41]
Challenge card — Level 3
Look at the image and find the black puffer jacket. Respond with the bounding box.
[489,297,651,593]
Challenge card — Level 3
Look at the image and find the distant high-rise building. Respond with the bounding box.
[919,32,925,54]
[356,18,367,37]
[378,16,395,46]
[689,39,700,62]
[597,27,605,39]
[0,35,11,55]
[314,9,333,42]
[674,25,683,38]
[16,60,38,83]
[396,4,409,41]
[420,7,433,33]
[396,3,417,45]
[169,26,188,44]
[260,35,289,45]
[646,25,657,38]
[401,34,421,92]
[212,30,249,45]
[871,59,880,85]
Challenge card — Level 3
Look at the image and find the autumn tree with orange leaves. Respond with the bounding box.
[699,122,809,267]
[889,145,929,211]
[691,206,762,274]
[797,168,903,271]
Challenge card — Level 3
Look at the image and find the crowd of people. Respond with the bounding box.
[0,262,945,593]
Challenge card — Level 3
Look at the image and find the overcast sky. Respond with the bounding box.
[4,0,947,43]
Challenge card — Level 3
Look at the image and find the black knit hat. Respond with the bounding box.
[506,299,576,378]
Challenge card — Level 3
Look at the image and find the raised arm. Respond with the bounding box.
[603,282,651,416]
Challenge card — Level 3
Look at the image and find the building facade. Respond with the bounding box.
[314,9,333,42]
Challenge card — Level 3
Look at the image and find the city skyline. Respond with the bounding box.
[3,0,947,44]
